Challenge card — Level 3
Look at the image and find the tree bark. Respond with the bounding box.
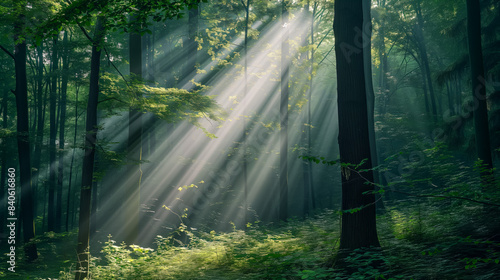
[181,2,199,89]
[124,15,142,245]
[57,31,69,232]
[14,3,38,261]
[32,43,45,233]
[466,0,494,183]
[75,16,105,280]
[48,35,59,232]
[334,0,380,250]
[279,0,289,222]
[414,0,437,121]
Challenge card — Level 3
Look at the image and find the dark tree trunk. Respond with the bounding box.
[181,2,199,89]
[279,0,289,222]
[66,85,79,232]
[124,15,142,245]
[14,4,38,261]
[302,0,313,218]
[466,0,494,183]
[57,31,69,232]
[414,0,437,121]
[309,2,317,212]
[334,0,380,250]
[0,84,10,236]
[75,16,105,280]
[243,0,250,226]
[48,35,59,232]
[363,0,384,213]
[32,44,45,231]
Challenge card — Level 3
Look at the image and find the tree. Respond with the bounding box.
[57,30,70,233]
[279,0,289,222]
[334,0,380,250]
[13,1,38,261]
[124,14,142,246]
[48,34,58,232]
[466,0,494,183]
[75,16,105,280]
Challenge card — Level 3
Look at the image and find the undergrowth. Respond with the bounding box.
[11,201,495,280]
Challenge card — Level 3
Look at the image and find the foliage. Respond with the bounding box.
[24,198,500,280]
[99,72,224,138]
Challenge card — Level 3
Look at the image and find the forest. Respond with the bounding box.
[0,0,499,279]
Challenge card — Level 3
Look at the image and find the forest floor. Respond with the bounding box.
[1,202,500,280]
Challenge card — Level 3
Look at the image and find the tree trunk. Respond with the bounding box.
[466,0,494,184]
[32,44,45,232]
[334,0,380,250]
[75,16,105,280]
[414,0,437,121]
[363,0,385,213]
[14,3,38,261]
[243,0,250,226]
[181,2,199,89]
[124,15,142,245]
[57,31,69,232]
[0,84,10,236]
[279,0,289,222]
[48,35,59,232]
[66,84,80,232]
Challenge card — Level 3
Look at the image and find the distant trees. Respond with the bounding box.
[334,0,380,250]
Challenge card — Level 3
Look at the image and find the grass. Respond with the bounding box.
[2,199,500,279]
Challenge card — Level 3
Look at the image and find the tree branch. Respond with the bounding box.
[0,45,15,60]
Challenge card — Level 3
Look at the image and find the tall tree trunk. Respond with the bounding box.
[125,15,142,245]
[181,3,199,89]
[14,2,38,261]
[466,0,494,184]
[32,44,45,232]
[57,31,69,232]
[66,85,79,232]
[414,0,437,121]
[334,0,380,250]
[302,0,312,218]
[309,2,317,212]
[75,16,105,280]
[363,0,385,213]
[279,0,289,222]
[0,86,10,236]
[48,35,59,232]
[243,0,250,226]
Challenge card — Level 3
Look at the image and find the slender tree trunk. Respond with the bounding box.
[0,88,9,236]
[14,3,38,261]
[243,0,250,226]
[363,0,385,213]
[181,2,200,89]
[279,0,289,222]
[125,15,142,246]
[466,0,494,184]
[32,44,45,232]
[302,0,312,218]
[66,85,79,232]
[48,35,59,232]
[414,0,437,121]
[75,16,105,280]
[309,2,317,212]
[57,31,69,232]
[446,81,455,116]
[334,0,380,250]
